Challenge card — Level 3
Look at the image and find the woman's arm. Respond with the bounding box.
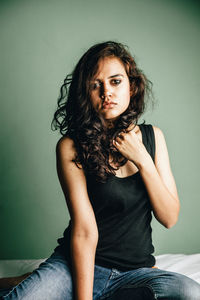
[56,137,98,300]
[139,126,180,228]
[113,126,180,228]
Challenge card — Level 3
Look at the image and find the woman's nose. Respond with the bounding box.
[101,84,112,99]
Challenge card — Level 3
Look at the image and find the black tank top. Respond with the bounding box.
[54,124,156,270]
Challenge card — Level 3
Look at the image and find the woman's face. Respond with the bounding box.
[89,56,131,125]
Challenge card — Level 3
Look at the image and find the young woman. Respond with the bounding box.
[1,41,200,299]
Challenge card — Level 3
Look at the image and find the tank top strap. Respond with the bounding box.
[139,124,155,162]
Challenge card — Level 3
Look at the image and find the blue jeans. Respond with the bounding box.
[1,249,200,299]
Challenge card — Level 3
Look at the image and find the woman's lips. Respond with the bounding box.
[102,102,117,109]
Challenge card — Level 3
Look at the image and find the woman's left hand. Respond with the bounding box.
[113,129,151,169]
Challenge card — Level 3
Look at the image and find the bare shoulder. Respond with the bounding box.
[56,136,83,167]
[56,136,76,159]
[152,125,167,147]
[152,125,165,138]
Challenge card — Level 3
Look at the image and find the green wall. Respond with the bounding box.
[0,0,200,259]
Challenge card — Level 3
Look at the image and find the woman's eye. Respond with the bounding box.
[111,79,121,85]
[90,82,101,90]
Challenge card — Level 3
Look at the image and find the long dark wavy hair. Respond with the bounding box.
[51,41,153,182]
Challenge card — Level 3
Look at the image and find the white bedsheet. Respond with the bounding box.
[0,254,200,284]
[156,254,200,283]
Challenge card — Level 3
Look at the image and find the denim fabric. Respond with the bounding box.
[1,249,200,300]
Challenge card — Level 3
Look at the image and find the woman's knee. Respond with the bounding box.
[160,271,200,300]
[175,273,200,300]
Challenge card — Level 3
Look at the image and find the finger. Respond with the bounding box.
[117,133,125,141]
[115,136,123,144]
[113,139,119,146]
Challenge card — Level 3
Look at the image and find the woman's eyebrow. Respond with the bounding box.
[93,74,124,82]
[108,74,124,79]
